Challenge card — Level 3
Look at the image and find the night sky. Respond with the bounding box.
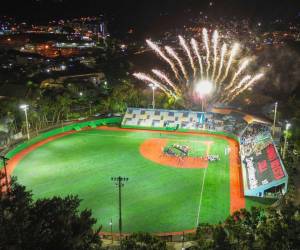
[2,1,300,32]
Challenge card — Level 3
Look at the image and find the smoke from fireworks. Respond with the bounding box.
[136,29,264,105]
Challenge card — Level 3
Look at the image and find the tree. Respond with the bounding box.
[211,224,231,250]
[100,81,144,113]
[0,179,102,250]
[121,233,167,250]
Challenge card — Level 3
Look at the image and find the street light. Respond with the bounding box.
[20,104,30,140]
[109,218,113,244]
[181,231,185,250]
[272,102,278,137]
[283,122,291,160]
[195,80,213,112]
[149,83,157,109]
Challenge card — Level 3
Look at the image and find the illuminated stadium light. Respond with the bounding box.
[20,104,30,140]
[195,80,214,97]
[149,83,158,108]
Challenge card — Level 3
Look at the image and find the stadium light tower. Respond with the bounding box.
[272,102,278,137]
[283,122,291,160]
[111,176,128,242]
[195,80,213,112]
[149,83,157,109]
[20,104,30,140]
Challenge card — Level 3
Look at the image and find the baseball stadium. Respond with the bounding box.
[1,107,288,235]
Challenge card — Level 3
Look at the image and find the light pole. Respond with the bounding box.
[283,123,291,160]
[89,101,92,116]
[111,176,128,243]
[149,83,157,109]
[201,95,205,112]
[109,218,113,244]
[181,231,185,250]
[272,102,278,137]
[20,104,30,140]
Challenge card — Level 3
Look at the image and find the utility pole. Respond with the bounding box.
[89,102,92,116]
[149,84,157,109]
[181,231,185,250]
[272,102,278,137]
[110,218,113,244]
[111,176,128,243]
[283,123,291,160]
[20,104,30,140]
[0,156,10,194]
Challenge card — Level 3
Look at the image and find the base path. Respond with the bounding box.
[228,139,245,213]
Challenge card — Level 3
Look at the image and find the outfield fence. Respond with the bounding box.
[121,125,240,142]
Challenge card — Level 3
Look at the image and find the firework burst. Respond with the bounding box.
[135,29,264,106]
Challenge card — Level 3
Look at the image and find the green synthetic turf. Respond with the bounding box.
[13,129,231,233]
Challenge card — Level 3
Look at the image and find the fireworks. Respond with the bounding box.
[191,38,204,79]
[165,46,189,82]
[151,69,180,94]
[146,40,180,80]
[135,29,264,106]
[215,43,227,83]
[179,35,196,79]
[202,28,210,78]
[212,30,219,80]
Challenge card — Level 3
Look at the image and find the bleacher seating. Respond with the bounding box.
[122,108,206,130]
[122,108,249,134]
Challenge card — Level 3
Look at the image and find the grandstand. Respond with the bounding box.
[122,107,288,198]
[240,123,288,198]
[122,108,206,130]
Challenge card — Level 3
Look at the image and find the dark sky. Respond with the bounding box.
[2,0,300,19]
[1,0,300,37]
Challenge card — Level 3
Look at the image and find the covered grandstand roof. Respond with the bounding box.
[211,108,271,125]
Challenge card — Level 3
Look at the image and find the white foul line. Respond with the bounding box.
[196,166,208,226]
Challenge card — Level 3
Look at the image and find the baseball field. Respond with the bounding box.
[5,126,269,234]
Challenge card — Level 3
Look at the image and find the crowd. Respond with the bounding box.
[240,123,272,157]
